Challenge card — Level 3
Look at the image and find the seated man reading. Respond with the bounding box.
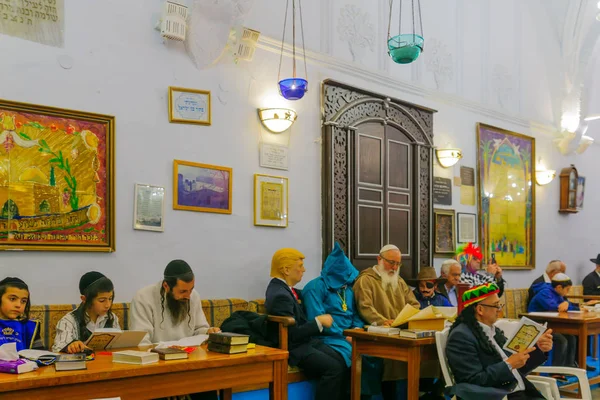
[265,248,347,400]
[446,282,553,400]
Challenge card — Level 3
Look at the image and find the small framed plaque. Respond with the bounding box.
[168,86,211,125]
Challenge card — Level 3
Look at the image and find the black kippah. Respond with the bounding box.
[79,271,106,294]
[0,277,27,288]
[164,259,193,278]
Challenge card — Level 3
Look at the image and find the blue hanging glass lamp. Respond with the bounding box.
[277,0,308,100]
[387,0,424,64]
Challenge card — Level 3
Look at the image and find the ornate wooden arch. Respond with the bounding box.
[321,80,436,275]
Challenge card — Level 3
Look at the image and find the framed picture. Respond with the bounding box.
[434,208,456,256]
[576,176,585,210]
[133,184,165,232]
[477,123,535,270]
[0,99,115,252]
[173,160,232,214]
[168,86,211,125]
[254,174,288,228]
[457,213,477,243]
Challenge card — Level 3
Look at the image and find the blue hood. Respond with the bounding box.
[531,281,551,296]
[321,242,359,290]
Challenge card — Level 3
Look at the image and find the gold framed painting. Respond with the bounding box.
[254,174,288,228]
[0,99,115,252]
[433,208,456,256]
[168,87,211,125]
[477,123,535,269]
[173,160,232,214]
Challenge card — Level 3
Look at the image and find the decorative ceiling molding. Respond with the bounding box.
[256,34,556,135]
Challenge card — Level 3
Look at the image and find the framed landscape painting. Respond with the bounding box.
[0,99,115,252]
[477,123,535,269]
[173,160,232,214]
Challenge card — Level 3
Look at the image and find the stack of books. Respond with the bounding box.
[207,332,250,354]
[55,353,87,371]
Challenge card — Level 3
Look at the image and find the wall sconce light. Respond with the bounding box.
[535,169,556,186]
[435,148,462,168]
[258,108,297,133]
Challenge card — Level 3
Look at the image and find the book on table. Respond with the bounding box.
[55,353,87,371]
[391,305,457,330]
[208,332,250,345]
[399,329,436,339]
[112,350,159,365]
[207,342,248,354]
[84,328,147,350]
[150,347,189,360]
[18,349,59,364]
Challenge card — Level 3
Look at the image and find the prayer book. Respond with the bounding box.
[208,332,250,345]
[84,329,147,350]
[391,305,456,330]
[55,353,87,371]
[151,347,189,360]
[207,342,248,354]
[112,350,159,365]
[502,316,547,354]
[366,326,400,335]
[399,329,436,339]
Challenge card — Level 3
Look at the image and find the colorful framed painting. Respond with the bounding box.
[133,183,165,232]
[173,160,232,214]
[254,174,288,228]
[477,123,535,270]
[168,87,211,125]
[433,208,456,256]
[0,99,115,252]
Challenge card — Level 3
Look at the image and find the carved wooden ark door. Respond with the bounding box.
[321,81,435,280]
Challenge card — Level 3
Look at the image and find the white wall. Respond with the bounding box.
[0,0,598,304]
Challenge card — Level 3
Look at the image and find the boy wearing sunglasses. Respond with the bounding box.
[407,267,452,308]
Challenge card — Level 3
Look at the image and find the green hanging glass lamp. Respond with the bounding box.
[277,0,308,100]
[387,0,424,64]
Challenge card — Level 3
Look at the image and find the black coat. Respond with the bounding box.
[219,311,276,347]
[265,278,320,366]
[446,323,546,400]
[583,271,600,296]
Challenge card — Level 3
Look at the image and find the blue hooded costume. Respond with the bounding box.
[528,282,578,312]
[303,242,382,396]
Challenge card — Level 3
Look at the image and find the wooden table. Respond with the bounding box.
[0,345,288,400]
[344,329,437,400]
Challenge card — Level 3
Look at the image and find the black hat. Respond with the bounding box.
[164,259,193,278]
[79,271,106,295]
[0,277,27,288]
[591,254,600,264]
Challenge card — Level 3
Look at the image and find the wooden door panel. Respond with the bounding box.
[357,205,383,256]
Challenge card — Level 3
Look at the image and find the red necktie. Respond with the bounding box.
[291,288,299,301]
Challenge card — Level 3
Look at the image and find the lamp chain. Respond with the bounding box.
[292,0,296,78]
[298,0,308,84]
[277,0,290,85]
[387,0,393,40]
[417,0,424,49]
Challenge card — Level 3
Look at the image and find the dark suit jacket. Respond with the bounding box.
[446,323,546,399]
[583,271,600,295]
[265,278,320,366]
[527,275,545,306]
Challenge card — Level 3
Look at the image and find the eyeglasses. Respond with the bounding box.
[478,303,503,310]
[380,255,401,267]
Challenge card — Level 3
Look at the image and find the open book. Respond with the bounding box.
[502,317,547,354]
[84,329,147,350]
[391,305,457,327]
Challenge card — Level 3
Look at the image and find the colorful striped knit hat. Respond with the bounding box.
[462,282,500,308]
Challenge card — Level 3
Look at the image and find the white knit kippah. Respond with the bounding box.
[379,244,400,254]
[551,273,571,282]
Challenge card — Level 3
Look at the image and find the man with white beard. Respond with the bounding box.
[354,245,442,400]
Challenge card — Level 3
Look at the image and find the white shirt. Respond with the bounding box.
[130,282,210,345]
[52,311,120,352]
[276,278,323,332]
[478,321,525,392]
[543,272,551,283]
[445,284,458,307]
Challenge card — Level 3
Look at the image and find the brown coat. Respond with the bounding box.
[354,266,438,381]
